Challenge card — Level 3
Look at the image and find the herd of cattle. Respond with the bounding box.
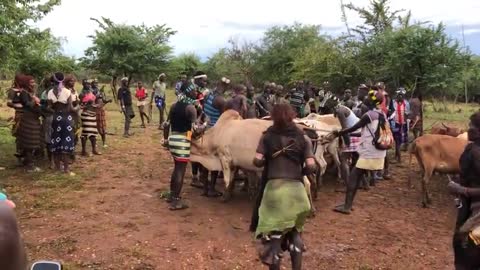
[189,109,469,210]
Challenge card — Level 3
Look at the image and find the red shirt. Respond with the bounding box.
[135,88,147,100]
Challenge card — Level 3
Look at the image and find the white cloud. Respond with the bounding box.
[36,0,480,58]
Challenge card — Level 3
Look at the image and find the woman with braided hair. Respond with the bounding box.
[15,75,42,172]
[331,90,387,214]
[47,72,76,174]
[251,103,316,270]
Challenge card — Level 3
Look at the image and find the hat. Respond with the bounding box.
[194,71,207,79]
[91,78,98,83]
[121,77,128,82]
[368,90,383,105]
[158,73,166,79]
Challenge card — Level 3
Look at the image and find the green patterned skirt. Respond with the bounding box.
[255,179,311,238]
[168,131,192,162]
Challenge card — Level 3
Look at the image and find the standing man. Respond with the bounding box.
[152,73,167,130]
[118,77,135,137]
[409,91,423,139]
[289,80,306,117]
[389,87,410,162]
[175,74,187,97]
[246,84,257,119]
[256,82,272,118]
[226,84,248,118]
[166,82,205,210]
[201,72,227,197]
[353,84,369,118]
[341,89,355,109]
[135,81,150,128]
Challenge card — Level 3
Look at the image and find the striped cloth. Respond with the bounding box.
[11,110,23,136]
[96,108,107,135]
[81,110,98,138]
[17,110,42,150]
[168,131,192,162]
[204,93,221,127]
[342,135,361,153]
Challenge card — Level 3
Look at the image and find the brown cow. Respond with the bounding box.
[430,123,464,137]
[409,134,469,207]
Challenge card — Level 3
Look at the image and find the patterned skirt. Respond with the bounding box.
[81,110,98,138]
[50,112,75,153]
[96,108,107,135]
[17,110,42,150]
[168,131,192,162]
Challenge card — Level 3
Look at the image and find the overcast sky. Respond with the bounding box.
[36,0,480,59]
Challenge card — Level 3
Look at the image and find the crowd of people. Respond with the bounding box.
[6,73,113,174]
[6,70,480,269]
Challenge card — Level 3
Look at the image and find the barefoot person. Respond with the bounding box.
[135,81,150,128]
[332,90,387,214]
[200,73,228,197]
[16,75,42,172]
[388,87,410,162]
[152,73,167,129]
[80,89,101,156]
[47,72,76,174]
[167,82,205,210]
[251,103,316,270]
[118,77,135,137]
[92,79,111,147]
[64,75,81,161]
[7,75,26,163]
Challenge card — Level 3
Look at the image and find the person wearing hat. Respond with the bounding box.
[331,90,387,214]
[118,77,135,137]
[388,87,410,163]
[152,73,167,129]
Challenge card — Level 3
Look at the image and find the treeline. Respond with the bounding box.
[2,0,480,99]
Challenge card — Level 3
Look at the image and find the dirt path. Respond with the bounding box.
[6,123,457,270]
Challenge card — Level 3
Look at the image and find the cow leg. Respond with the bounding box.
[303,176,316,216]
[328,141,342,182]
[246,171,259,201]
[421,166,433,208]
[220,157,234,202]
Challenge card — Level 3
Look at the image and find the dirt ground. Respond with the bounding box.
[2,120,458,270]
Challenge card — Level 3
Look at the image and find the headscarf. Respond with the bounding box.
[52,72,64,98]
[178,82,197,105]
[367,89,384,107]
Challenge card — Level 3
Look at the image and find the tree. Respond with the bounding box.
[167,53,203,82]
[83,17,176,99]
[16,30,77,81]
[0,0,61,74]
[255,23,326,85]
